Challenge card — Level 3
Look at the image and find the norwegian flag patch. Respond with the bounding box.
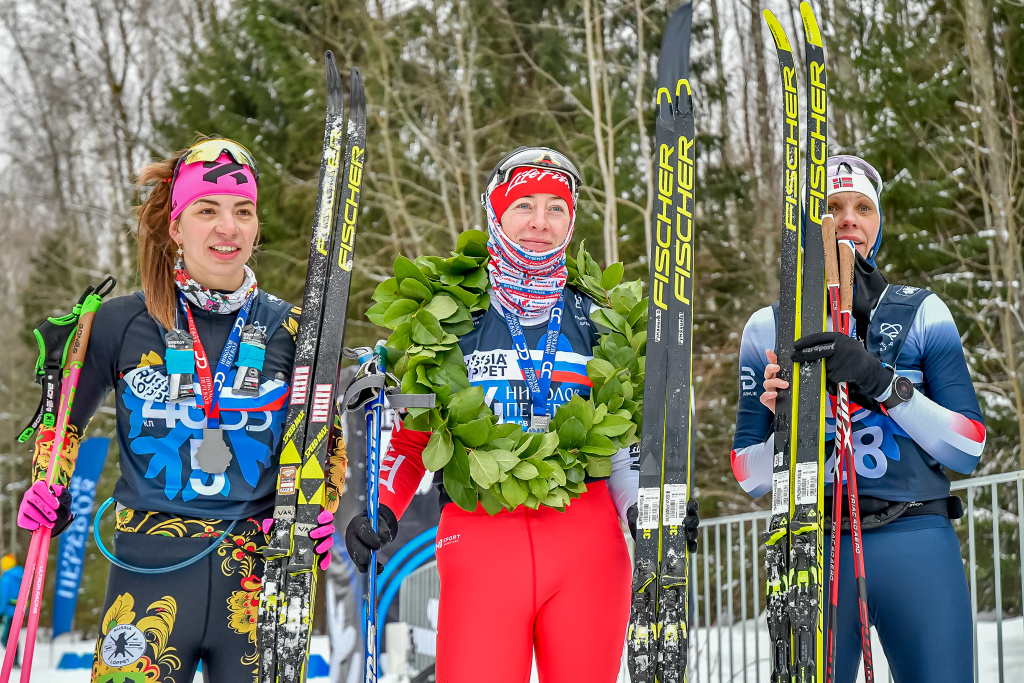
[832,176,854,189]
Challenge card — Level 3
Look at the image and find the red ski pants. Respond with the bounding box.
[434,480,631,683]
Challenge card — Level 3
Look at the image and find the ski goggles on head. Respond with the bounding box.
[827,155,883,196]
[169,138,260,221]
[172,138,260,187]
[482,146,583,206]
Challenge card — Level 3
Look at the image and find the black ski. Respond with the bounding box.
[789,4,828,682]
[257,54,367,683]
[627,77,696,683]
[761,9,801,683]
[655,79,696,683]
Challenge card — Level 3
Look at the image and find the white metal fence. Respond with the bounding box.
[689,469,1024,683]
[393,470,1024,682]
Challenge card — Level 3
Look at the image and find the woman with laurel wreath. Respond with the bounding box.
[345,147,697,682]
[14,138,344,683]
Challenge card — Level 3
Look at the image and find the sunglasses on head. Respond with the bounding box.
[170,138,260,190]
[827,154,883,195]
[482,147,583,205]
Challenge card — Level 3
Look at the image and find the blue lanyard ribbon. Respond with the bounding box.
[177,291,254,428]
[499,290,565,424]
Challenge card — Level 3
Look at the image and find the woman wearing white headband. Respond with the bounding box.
[731,155,985,682]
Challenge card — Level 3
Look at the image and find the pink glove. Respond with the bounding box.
[18,481,73,535]
[261,509,336,571]
[310,509,335,570]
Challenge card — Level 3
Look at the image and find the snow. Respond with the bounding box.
[4,633,332,682]
[7,617,1023,682]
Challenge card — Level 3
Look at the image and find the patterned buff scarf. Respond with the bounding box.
[484,172,576,319]
[174,258,258,313]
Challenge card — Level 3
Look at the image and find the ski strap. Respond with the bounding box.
[341,347,436,412]
[19,280,114,443]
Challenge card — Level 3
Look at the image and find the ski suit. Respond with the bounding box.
[732,259,985,683]
[378,286,637,683]
[31,291,346,683]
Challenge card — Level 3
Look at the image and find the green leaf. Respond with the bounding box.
[479,487,507,515]
[534,431,560,459]
[400,278,432,302]
[511,461,539,479]
[372,278,401,304]
[443,468,478,511]
[452,417,492,448]
[441,320,477,336]
[500,477,529,508]
[601,262,624,291]
[387,324,412,350]
[581,432,618,456]
[456,229,490,257]
[394,255,430,287]
[585,456,612,478]
[587,358,617,384]
[468,448,501,487]
[365,300,391,326]
[591,415,634,437]
[382,299,421,326]
[557,417,587,449]
[424,295,459,321]
[445,386,487,423]
[460,267,489,290]
[448,440,472,486]
[490,449,519,473]
[422,430,454,471]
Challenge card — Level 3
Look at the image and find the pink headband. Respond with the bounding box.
[170,153,258,221]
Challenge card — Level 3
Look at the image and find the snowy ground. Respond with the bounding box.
[7,617,1022,682]
[5,633,331,682]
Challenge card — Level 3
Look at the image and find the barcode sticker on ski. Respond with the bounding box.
[663,484,688,527]
[637,487,661,530]
[771,472,790,514]
[795,462,818,505]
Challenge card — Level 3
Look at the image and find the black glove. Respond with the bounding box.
[792,332,893,402]
[344,505,398,574]
[626,499,699,554]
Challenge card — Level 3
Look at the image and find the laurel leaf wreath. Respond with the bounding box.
[367,229,647,513]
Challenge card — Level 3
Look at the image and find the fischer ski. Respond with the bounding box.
[761,9,801,682]
[257,53,366,683]
[789,4,828,682]
[627,77,696,683]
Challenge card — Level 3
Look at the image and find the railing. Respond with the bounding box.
[689,469,1024,683]
[392,470,1024,682]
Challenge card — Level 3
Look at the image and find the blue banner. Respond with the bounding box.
[52,437,110,638]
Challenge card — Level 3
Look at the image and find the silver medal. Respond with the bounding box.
[194,426,233,474]
[529,414,551,433]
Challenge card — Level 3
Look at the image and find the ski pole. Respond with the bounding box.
[362,343,387,683]
[822,216,846,683]
[1,276,114,683]
[837,240,874,682]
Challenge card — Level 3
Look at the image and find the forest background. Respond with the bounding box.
[0,0,1021,637]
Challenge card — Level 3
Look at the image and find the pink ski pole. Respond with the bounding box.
[1,277,113,682]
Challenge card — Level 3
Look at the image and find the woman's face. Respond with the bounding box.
[498,193,572,252]
[170,195,258,289]
[827,191,880,259]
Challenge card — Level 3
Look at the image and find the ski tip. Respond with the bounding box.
[800,2,823,48]
[674,79,693,116]
[655,87,674,120]
[325,51,343,115]
[349,66,365,109]
[763,9,791,51]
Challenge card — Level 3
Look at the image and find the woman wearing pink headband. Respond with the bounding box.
[16,138,344,682]
[345,146,699,682]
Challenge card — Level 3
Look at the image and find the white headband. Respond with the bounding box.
[827,173,880,215]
